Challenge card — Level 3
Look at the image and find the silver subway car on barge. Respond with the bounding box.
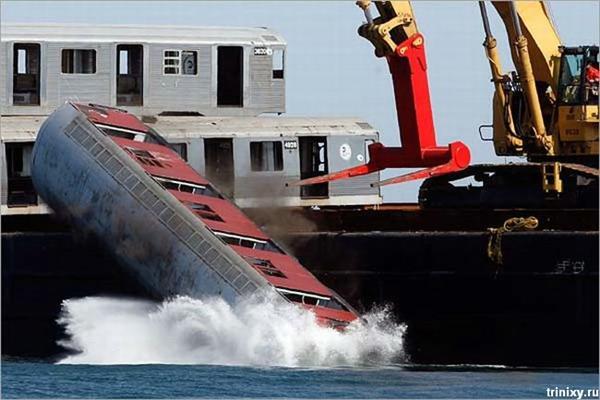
[1,23,381,215]
[1,23,286,116]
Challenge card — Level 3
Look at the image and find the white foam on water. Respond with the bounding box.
[56,293,406,367]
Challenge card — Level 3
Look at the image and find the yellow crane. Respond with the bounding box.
[293,0,598,207]
[480,1,598,193]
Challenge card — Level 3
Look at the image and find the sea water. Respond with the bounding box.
[3,361,598,398]
[1,295,598,398]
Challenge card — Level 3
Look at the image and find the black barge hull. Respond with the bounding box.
[2,210,598,367]
[284,230,598,367]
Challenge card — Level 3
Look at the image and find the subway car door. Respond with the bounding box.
[12,43,41,106]
[204,138,234,198]
[299,137,329,198]
[116,44,143,106]
[217,46,243,107]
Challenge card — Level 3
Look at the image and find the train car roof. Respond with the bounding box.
[0,115,379,141]
[147,116,379,138]
[0,23,286,46]
[0,116,46,142]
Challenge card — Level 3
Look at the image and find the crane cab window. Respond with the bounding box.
[584,49,599,105]
[559,53,584,105]
[13,43,40,106]
[117,44,143,106]
[558,47,599,106]
[61,49,96,74]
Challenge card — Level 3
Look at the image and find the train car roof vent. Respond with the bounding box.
[356,122,373,130]
[261,35,279,42]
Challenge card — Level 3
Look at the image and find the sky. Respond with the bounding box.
[2,1,599,202]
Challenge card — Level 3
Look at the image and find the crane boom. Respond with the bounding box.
[290,1,471,188]
[492,1,562,93]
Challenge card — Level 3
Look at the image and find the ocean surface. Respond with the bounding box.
[2,361,599,399]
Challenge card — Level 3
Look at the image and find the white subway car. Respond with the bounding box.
[1,23,286,116]
[1,115,381,214]
[1,23,382,215]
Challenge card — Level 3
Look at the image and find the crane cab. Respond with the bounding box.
[556,45,599,158]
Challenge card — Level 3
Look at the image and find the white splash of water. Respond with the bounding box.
[56,293,406,367]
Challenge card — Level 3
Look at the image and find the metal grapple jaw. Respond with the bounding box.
[356,0,419,58]
[288,140,471,188]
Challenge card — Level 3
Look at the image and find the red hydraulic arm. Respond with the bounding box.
[290,2,470,188]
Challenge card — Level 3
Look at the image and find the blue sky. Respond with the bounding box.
[2,1,599,202]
